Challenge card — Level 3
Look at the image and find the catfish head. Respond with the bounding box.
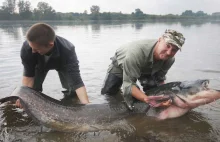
[174,79,209,96]
[147,79,210,107]
[172,79,220,109]
[147,79,220,120]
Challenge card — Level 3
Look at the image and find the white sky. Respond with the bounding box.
[0,0,220,15]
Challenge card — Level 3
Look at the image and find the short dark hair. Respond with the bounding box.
[26,23,55,46]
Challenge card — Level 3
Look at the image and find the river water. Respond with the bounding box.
[0,20,220,142]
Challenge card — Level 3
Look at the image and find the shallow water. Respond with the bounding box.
[0,20,220,142]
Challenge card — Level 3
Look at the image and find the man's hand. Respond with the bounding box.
[131,86,172,107]
[144,95,172,107]
[15,99,23,108]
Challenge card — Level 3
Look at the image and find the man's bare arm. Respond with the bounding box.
[22,76,34,87]
[75,86,89,104]
[131,85,148,102]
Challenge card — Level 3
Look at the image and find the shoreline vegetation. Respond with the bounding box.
[0,0,220,21]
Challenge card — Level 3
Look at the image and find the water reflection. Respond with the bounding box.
[179,20,210,27]
[132,22,144,30]
[91,24,101,33]
[210,21,220,25]
[0,27,23,43]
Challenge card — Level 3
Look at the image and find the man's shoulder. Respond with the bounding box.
[127,39,156,44]
[129,39,157,54]
[55,35,68,42]
[21,40,32,53]
[123,39,157,49]
[55,36,75,50]
[20,41,37,60]
[135,39,157,47]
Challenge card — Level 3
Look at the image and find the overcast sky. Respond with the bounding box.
[0,0,220,15]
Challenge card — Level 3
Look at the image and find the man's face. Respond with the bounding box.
[154,38,179,60]
[28,41,54,55]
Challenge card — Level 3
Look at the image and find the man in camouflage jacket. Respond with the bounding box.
[101,29,185,110]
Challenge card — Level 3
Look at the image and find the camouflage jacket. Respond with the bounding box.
[111,39,175,109]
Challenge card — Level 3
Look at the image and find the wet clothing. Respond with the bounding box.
[20,36,84,94]
[101,39,175,110]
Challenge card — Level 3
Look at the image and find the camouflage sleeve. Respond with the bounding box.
[154,57,175,82]
[122,50,144,108]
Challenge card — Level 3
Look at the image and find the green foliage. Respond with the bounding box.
[90,5,100,20]
[34,2,56,20]
[1,0,16,14]
[90,5,100,14]
[181,10,208,18]
[211,12,220,20]
[0,1,218,21]
[133,8,145,19]
[181,10,194,16]
[18,0,32,19]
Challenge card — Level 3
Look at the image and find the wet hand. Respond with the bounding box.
[15,99,23,108]
[144,95,172,107]
[151,99,172,107]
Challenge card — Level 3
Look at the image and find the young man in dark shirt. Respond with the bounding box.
[16,23,89,107]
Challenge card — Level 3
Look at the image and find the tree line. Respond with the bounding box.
[0,0,220,21]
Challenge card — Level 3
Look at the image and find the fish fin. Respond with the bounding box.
[0,96,19,104]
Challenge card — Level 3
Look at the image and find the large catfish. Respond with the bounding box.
[0,79,220,132]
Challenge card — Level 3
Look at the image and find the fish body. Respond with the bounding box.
[0,79,219,132]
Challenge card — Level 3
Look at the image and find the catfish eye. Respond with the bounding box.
[202,80,209,90]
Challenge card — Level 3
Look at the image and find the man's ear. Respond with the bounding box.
[48,41,54,48]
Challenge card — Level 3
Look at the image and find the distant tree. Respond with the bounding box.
[181,10,194,16]
[33,8,41,20]
[17,0,32,19]
[101,12,112,20]
[81,10,88,21]
[83,10,87,15]
[133,8,144,19]
[34,2,56,20]
[135,8,143,15]
[211,12,220,20]
[1,0,16,14]
[90,5,100,14]
[0,8,10,19]
[195,11,207,17]
[212,12,220,16]
[111,12,127,20]
[90,5,100,20]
